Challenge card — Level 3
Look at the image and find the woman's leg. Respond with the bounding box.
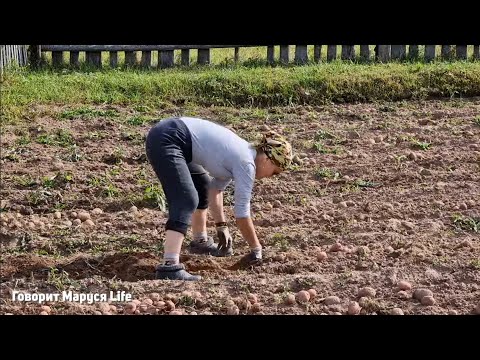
[145,122,201,280]
[188,164,218,254]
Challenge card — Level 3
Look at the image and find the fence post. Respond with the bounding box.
[181,49,190,66]
[198,48,210,65]
[474,45,480,60]
[295,45,308,64]
[125,51,137,67]
[109,51,118,68]
[327,45,337,61]
[391,45,406,60]
[18,45,23,66]
[409,45,419,60]
[360,45,370,61]
[5,46,10,68]
[424,45,436,62]
[141,51,152,68]
[70,51,79,67]
[13,45,18,66]
[280,45,290,64]
[23,46,28,66]
[267,46,275,64]
[234,47,240,63]
[160,50,174,68]
[87,52,102,68]
[0,47,4,78]
[28,45,41,68]
[18,46,23,64]
[23,46,28,65]
[375,45,390,62]
[19,46,24,64]
[52,51,64,67]
[0,46,4,77]
[441,45,452,60]
[17,45,22,65]
[456,45,467,60]
[313,45,322,62]
[341,45,355,61]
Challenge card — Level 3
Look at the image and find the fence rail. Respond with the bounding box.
[0,45,28,76]
[1,45,479,73]
[41,45,251,51]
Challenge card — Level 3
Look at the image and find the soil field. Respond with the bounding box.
[1,98,479,315]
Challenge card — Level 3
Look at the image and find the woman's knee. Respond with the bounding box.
[173,191,199,215]
[185,191,200,212]
[191,173,210,209]
[166,192,198,234]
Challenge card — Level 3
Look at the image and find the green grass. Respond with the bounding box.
[315,167,341,180]
[2,61,480,124]
[142,183,167,210]
[15,134,31,145]
[270,233,289,252]
[42,172,74,189]
[127,115,150,126]
[87,174,120,198]
[354,179,383,188]
[314,129,336,140]
[453,215,479,232]
[13,175,37,187]
[411,139,432,150]
[36,129,75,147]
[470,259,480,269]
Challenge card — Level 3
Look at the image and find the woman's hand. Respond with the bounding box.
[215,223,233,256]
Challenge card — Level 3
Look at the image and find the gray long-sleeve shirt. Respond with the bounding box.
[180,117,256,218]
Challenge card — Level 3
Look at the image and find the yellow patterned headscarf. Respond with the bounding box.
[255,130,293,170]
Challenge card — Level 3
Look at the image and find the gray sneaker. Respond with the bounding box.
[155,263,201,281]
[188,236,218,255]
[239,251,262,266]
[214,240,233,257]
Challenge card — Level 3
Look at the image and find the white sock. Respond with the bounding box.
[193,232,208,243]
[163,253,180,265]
[251,246,262,259]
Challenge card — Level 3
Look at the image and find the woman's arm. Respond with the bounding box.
[208,188,225,223]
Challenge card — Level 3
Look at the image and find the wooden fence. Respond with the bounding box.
[0,45,29,76]
[1,45,480,72]
[36,45,250,68]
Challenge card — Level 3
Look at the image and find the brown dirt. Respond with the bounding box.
[1,99,479,315]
